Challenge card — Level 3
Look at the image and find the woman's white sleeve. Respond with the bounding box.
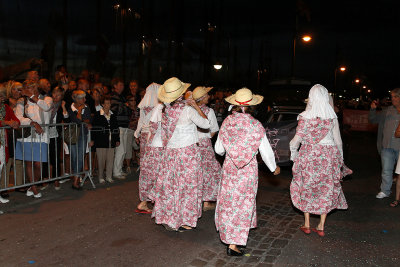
[289,134,302,161]
[134,109,145,138]
[208,109,219,133]
[332,118,343,158]
[214,134,225,156]
[188,106,210,129]
[37,96,53,112]
[259,134,277,172]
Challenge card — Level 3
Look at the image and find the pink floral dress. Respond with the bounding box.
[138,106,154,159]
[198,105,222,201]
[151,102,205,230]
[215,112,266,246]
[290,117,348,215]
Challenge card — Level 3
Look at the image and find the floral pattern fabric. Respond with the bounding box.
[139,146,163,201]
[219,112,265,168]
[215,112,265,246]
[151,144,203,230]
[198,138,222,201]
[161,101,185,147]
[290,118,348,215]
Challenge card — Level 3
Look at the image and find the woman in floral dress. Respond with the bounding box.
[290,84,348,237]
[151,77,210,232]
[192,86,222,211]
[214,88,280,256]
[134,83,161,214]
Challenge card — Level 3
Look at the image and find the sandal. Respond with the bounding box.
[390,200,400,207]
[299,225,311,234]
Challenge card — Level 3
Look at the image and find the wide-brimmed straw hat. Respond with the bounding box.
[158,77,191,103]
[225,88,263,106]
[192,86,213,100]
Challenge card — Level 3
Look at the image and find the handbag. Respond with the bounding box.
[63,124,81,145]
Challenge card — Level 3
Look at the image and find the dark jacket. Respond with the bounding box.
[91,111,120,148]
[110,91,130,128]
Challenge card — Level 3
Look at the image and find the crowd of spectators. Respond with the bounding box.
[0,66,237,204]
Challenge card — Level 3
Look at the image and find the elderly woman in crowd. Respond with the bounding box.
[214,88,279,256]
[0,84,20,203]
[66,90,91,190]
[290,84,348,237]
[15,80,53,198]
[192,86,222,211]
[151,77,210,231]
[48,87,68,190]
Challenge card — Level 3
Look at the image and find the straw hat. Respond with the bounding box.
[225,88,263,106]
[158,77,191,103]
[192,86,213,101]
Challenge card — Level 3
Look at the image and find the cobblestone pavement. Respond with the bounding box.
[188,191,303,267]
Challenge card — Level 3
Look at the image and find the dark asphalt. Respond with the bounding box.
[0,132,399,267]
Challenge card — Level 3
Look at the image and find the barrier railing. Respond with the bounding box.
[0,122,94,192]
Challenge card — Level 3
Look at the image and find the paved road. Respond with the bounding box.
[0,132,399,266]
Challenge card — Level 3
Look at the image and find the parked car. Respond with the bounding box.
[262,105,304,166]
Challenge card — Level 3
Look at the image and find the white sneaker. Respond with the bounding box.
[33,192,42,198]
[0,196,9,204]
[26,189,34,197]
[99,179,105,184]
[113,175,126,180]
[376,192,389,199]
[106,178,114,183]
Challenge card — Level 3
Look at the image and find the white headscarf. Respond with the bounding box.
[298,84,337,120]
[137,82,160,109]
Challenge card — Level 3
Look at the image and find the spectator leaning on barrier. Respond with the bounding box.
[2,81,24,196]
[110,77,130,179]
[66,90,92,190]
[15,80,53,199]
[91,96,120,184]
[48,87,67,190]
[369,88,400,199]
[0,84,20,204]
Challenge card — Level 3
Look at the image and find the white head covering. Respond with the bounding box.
[298,84,337,120]
[138,82,161,109]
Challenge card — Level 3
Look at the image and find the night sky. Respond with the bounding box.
[0,0,399,97]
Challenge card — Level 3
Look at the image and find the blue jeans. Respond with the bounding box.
[380,148,399,195]
[70,135,87,174]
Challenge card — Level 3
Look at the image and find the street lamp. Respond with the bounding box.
[302,35,312,42]
[355,79,360,83]
[213,61,222,70]
[291,34,312,78]
[334,66,346,99]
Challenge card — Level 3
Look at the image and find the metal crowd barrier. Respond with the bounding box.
[0,122,95,192]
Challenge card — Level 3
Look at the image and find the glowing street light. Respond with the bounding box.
[302,35,312,42]
[213,61,222,70]
[363,85,366,89]
[339,67,346,72]
[355,79,360,83]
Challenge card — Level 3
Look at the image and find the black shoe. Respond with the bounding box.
[0,192,9,198]
[227,247,243,257]
[178,226,194,232]
[71,185,82,191]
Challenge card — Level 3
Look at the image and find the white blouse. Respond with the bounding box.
[134,107,154,138]
[150,105,210,148]
[289,118,343,161]
[214,134,277,172]
[198,108,219,139]
[15,96,53,143]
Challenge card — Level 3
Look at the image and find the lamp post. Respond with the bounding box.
[291,34,312,79]
[334,66,346,99]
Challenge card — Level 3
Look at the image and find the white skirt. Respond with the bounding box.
[396,157,400,174]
